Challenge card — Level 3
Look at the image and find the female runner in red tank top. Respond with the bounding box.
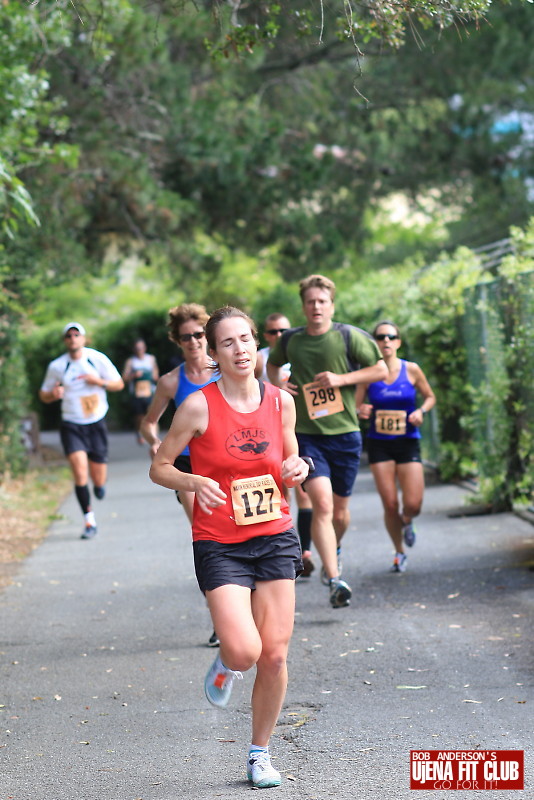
[149,306,310,789]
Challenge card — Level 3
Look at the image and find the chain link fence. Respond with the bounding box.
[462,271,534,508]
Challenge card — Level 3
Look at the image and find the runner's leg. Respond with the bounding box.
[250,579,295,746]
[370,460,403,553]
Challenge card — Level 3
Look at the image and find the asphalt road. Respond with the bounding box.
[1,432,532,800]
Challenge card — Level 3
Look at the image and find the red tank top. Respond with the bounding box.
[189,380,293,543]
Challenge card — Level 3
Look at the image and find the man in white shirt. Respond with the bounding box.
[39,322,124,539]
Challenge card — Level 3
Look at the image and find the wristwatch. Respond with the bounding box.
[301,456,316,474]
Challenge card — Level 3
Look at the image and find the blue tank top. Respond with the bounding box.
[174,362,218,456]
[367,359,420,440]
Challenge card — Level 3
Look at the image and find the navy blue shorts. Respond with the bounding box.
[131,395,152,416]
[193,529,303,594]
[296,431,362,497]
[60,419,108,463]
[367,437,422,464]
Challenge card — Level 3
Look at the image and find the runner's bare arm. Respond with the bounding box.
[315,359,388,388]
[407,362,436,426]
[140,368,180,458]
[149,392,227,514]
[355,383,373,419]
[39,382,64,403]
[280,391,309,487]
[81,373,124,391]
[266,362,298,396]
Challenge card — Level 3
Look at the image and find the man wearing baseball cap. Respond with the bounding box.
[39,323,124,539]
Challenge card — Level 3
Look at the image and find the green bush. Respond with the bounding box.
[0,307,30,479]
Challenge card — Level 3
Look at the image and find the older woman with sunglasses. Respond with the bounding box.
[141,303,217,521]
[141,303,220,647]
[355,321,436,573]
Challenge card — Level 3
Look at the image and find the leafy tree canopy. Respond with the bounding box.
[1,0,533,318]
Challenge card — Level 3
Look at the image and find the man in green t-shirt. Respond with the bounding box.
[267,274,387,609]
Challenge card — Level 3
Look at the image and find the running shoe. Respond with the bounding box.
[93,485,105,500]
[301,551,315,577]
[247,750,282,788]
[320,546,342,586]
[390,553,408,573]
[208,630,220,648]
[204,654,242,708]
[402,522,416,548]
[329,577,352,608]
[81,524,97,540]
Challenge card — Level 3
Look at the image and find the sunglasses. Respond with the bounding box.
[64,332,81,339]
[375,333,399,341]
[179,331,205,343]
[265,328,289,336]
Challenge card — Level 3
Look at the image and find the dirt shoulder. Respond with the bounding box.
[0,448,71,591]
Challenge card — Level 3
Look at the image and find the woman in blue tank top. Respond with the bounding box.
[355,321,436,574]
[140,303,218,521]
[140,302,219,649]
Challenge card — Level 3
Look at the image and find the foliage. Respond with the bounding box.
[340,221,534,506]
[340,246,490,477]
[465,271,534,510]
[0,307,30,479]
[202,0,495,56]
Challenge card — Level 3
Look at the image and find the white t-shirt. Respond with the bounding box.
[259,345,291,383]
[40,347,121,425]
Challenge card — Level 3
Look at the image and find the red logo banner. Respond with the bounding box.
[410,750,524,790]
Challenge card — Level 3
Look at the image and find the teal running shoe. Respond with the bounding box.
[204,654,242,708]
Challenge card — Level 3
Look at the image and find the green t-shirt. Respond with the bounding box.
[268,323,381,435]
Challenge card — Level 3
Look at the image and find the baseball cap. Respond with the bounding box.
[62,322,86,336]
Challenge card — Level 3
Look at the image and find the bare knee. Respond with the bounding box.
[257,648,287,680]
[224,642,260,673]
[403,500,422,520]
[311,495,333,518]
[383,496,400,517]
[333,507,349,530]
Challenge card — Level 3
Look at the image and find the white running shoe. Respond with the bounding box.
[247,750,281,788]
[390,553,408,573]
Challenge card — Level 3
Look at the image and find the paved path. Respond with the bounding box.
[1,432,532,799]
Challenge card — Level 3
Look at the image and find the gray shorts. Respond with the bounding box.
[192,529,303,594]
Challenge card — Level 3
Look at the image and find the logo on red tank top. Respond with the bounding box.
[226,428,271,460]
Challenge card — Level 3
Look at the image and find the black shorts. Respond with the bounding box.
[131,395,152,416]
[367,437,422,465]
[173,454,192,473]
[173,454,192,506]
[60,419,108,463]
[193,529,303,594]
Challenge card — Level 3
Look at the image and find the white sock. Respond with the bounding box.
[249,744,268,754]
[84,511,96,526]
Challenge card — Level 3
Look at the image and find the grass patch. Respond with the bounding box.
[0,466,71,590]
